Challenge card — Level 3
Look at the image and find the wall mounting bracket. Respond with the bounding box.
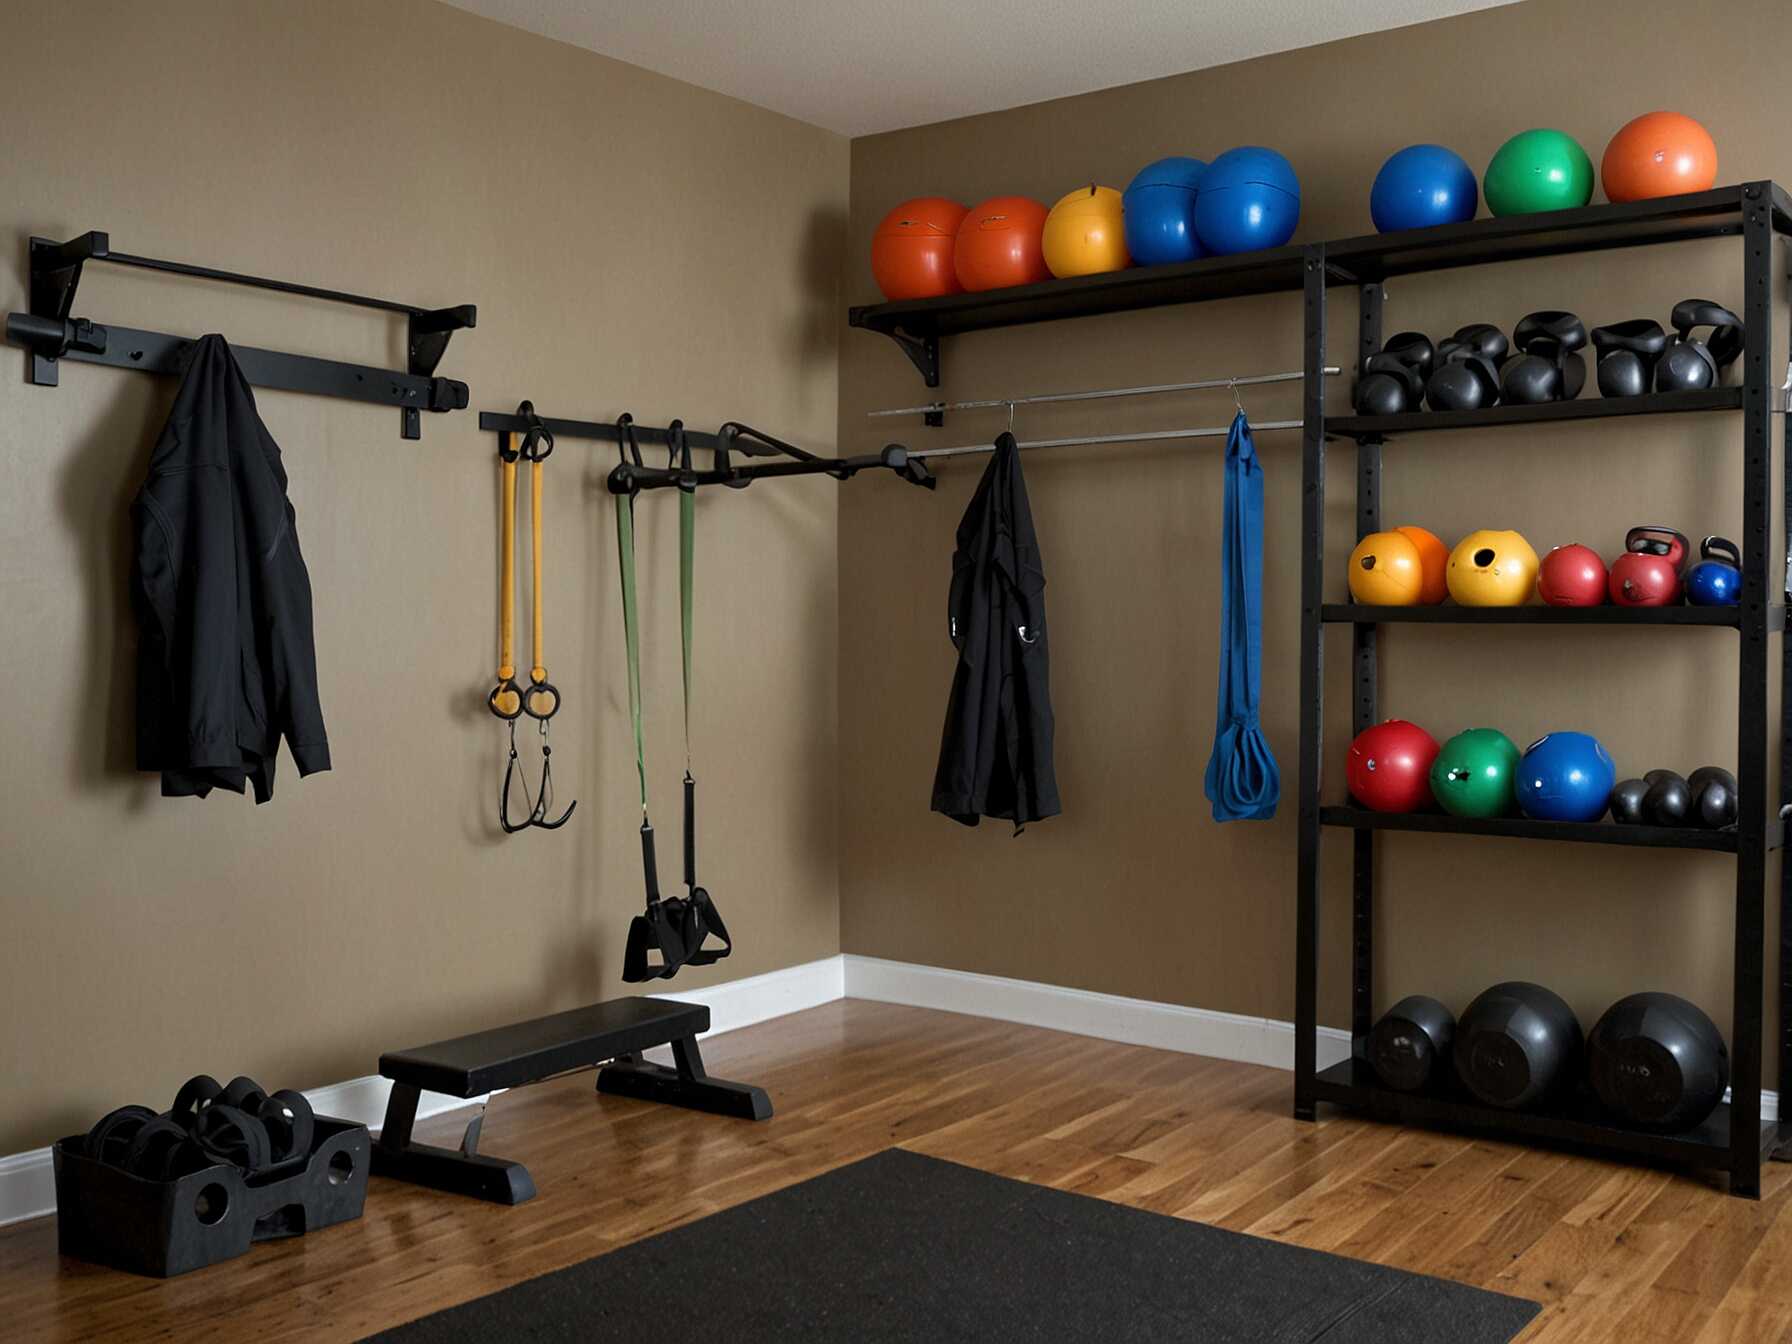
[8,229,476,439]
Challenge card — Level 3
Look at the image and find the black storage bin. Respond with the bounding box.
[53,1115,370,1277]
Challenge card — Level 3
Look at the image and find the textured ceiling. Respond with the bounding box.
[445,0,1526,137]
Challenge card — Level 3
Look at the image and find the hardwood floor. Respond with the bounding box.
[3,999,1790,1341]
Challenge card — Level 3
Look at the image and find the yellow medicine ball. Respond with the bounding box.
[1348,530,1424,605]
[1447,529,1539,606]
[1042,185,1130,278]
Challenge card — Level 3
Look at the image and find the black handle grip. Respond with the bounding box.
[684,774,697,890]
[1702,535,1741,568]
[639,821,661,904]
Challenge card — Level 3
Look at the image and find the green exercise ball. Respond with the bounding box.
[1429,728,1521,818]
[1484,129,1595,216]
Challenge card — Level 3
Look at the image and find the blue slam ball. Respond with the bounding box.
[1193,147,1300,255]
[1370,144,1479,232]
[1516,732,1616,822]
[1123,156,1208,265]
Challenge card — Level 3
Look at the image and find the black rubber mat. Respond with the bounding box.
[363,1148,1540,1343]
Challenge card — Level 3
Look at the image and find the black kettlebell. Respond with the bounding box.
[1643,770,1690,825]
[1368,994,1456,1092]
[1688,765,1738,829]
[1501,310,1587,404]
[1655,299,1743,392]
[1591,318,1667,397]
[1353,331,1434,415]
[1425,324,1508,413]
[1608,777,1649,824]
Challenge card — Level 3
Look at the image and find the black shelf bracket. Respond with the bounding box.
[886,328,943,425]
[9,230,476,439]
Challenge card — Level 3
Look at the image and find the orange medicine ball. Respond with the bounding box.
[1601,112,1717,203]
[955,196,1051,292]
[1395,525,1449,605]
[871,197,968,301]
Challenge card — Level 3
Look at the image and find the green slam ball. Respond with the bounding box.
[1483,129,1595,217]
[1429,728,1522,818]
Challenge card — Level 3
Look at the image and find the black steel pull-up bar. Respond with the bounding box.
[5,230,477,439]
[476,409,936,493]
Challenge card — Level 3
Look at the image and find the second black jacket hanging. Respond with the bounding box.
[932,431,1060,830]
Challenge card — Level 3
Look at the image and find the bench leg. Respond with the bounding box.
[596,1034,773,1120]
[370,1082,537,1205]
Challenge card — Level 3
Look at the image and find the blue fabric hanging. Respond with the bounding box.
[1204,410,1280,822]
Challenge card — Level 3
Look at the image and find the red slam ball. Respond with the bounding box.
[1346,719,1441,813]
[1537,543,1608,607]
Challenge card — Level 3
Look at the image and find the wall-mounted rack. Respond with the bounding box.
[6,231,476,439]
[476,409,935,493]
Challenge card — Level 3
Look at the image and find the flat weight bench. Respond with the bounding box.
[372,996,771,1204]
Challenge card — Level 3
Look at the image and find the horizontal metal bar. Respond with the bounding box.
[909,419,1304,460]
[7,314,466,414]
[101,249,425,317]
[869,367,1339,419]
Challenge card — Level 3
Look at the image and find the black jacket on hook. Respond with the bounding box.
[131,335,331,802]
[931,431,1060,830]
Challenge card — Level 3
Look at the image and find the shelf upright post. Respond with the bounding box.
[1732,182,1775,1198]
[1295,244,1329,1121]
[1351,283,1383,1050]
[1780,205,1792,1166]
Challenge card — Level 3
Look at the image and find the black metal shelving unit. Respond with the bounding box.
[1295,181,1792,1197]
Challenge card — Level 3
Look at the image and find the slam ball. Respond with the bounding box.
[1370,995,1457,1092]
[954,196,1051,292]
[1447,529,1539,606]
[1429,728,1521,819]
[1043,185,1130,278]
[1516,731,1616,823]
[1346,719,1440,813]
[1602,111,1718,203]
[1370,144,1479,232]
[871,197,967,300]
[1123,156,1207,265]
[1484,129,1595,217]
[1348,530,1423,605]
[1455,981,1583,1110]
[1194,147,1300,255]
[1588,992,1728,1129]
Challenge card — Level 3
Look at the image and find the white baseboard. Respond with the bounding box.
[4,951,1773,1228]
[842,954,1356,1072]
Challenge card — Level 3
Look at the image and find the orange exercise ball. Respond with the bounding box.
[1042,185,1130,278]
[1601,112,1717,203]
[954,196,1051,292]
[871,197,968,301]
[1395,525,1450,605]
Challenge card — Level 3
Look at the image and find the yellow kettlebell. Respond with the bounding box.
[1447,529,1539,606]
[1348,530,1424,605]
[1042,185,1130,278]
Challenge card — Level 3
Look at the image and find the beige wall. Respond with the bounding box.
[0,1,847,1153]
[839,0,1787,1079]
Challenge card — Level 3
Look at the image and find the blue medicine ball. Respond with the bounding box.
[1370,144,1479,233]
[1193,147,1300,255]
[1123,156,1207,266]
[1516,732,1616,823]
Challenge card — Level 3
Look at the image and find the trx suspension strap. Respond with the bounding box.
[617,417,732,982]
[1203,410,1280,821]
[489,401,576,833]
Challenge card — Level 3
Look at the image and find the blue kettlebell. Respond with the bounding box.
[1684,536,1741,606]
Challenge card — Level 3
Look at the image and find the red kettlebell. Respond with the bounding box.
[1537,543,1608,606]
[1608,525,1688,606]
[1346,719,1440,813]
